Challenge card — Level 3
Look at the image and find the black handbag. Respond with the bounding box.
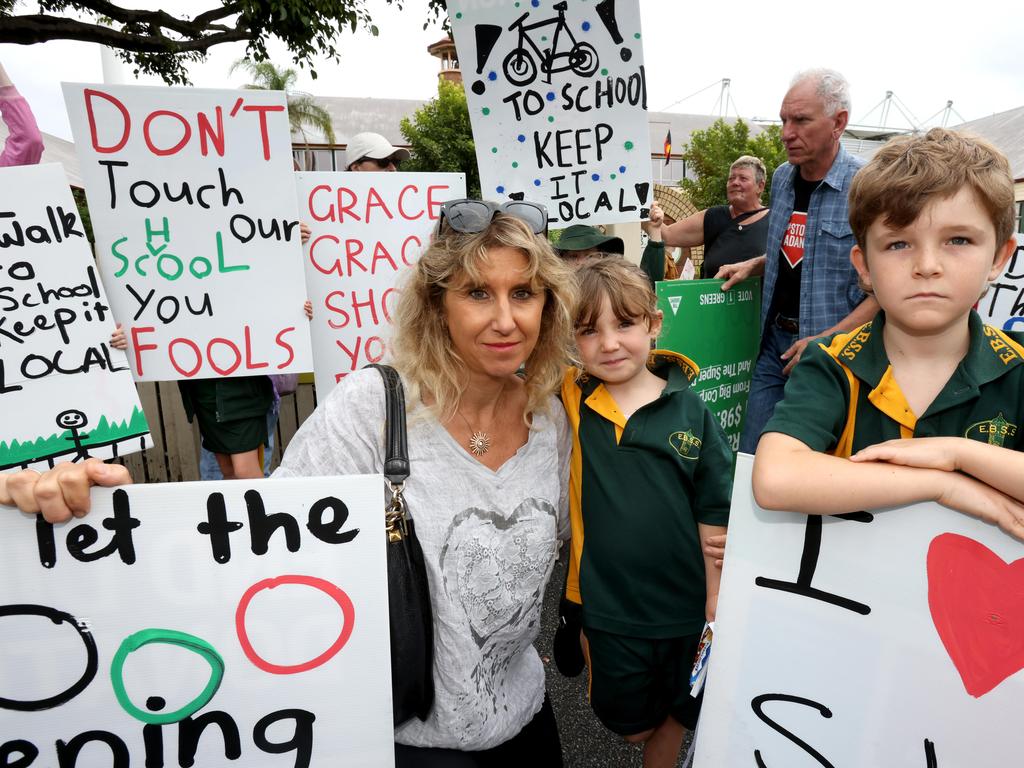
[368,364,435,726]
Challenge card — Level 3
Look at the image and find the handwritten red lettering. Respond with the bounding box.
[84,89,131,154]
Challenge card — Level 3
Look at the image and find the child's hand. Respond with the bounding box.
[851,437,960,472]
[705,593,718,622]
[304,299,313,320]
[937,470,1024,542]
[299,221,311,244]
[1,459,132,523]
[109,322,127,350]
[703,533,727,568]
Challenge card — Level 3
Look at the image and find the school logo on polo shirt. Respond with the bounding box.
[669,430,701,459]
[965,412,1018,447]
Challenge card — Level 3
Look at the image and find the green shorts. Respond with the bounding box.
[585,627,703,735]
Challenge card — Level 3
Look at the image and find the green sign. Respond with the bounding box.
[657,278,761,451]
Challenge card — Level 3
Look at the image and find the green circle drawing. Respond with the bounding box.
[624,140,634,150]
[548,115,555,123]
[610,173,617,179]
[482,107,491,115]
[512,161,519,168]
[491,147,498,154]
[601,68,609,76]
[110,628,224,725]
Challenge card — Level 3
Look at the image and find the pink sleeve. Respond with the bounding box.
[0,85,44,167]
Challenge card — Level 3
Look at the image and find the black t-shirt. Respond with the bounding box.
[702,205,770,279]
[771,174,821,320]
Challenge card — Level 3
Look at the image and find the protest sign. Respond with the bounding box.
[978,233,1024,331]
[0,475,393,767]
[0,163,151,471]
[296,171,465,396]
[62,83,313,381]
[695,455,1024,766]
[657,278,760,451]
[449,0,652,227]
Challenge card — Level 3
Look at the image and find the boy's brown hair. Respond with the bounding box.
[849,127,1015,252]
[573,257,658,330]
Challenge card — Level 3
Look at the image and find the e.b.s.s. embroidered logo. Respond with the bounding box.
[669,430,701,459]
[964,413,1018,447]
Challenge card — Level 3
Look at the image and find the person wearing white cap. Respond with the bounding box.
[345,131,411,172]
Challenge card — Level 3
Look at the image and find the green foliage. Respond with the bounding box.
[1,0,448,86]
[0,406,149,469]
[71,187,93,243]
[231,58,335,144]
[679,119,787,209]
[400,80,480,198]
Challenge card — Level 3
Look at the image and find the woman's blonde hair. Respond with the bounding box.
[391,213,576,422]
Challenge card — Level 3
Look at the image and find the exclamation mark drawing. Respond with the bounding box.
[595,0,633,62]
[470,24,503,95]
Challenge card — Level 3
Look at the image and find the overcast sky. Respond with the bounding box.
[3,0,1022,141]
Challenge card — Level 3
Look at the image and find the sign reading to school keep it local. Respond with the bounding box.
[657,278,760,451]
[0,163,151,472]
[62,83,313,381]
[978,233,1024,332]
[449,0,653,227]
[295,171,465,398]
[0,476,394,767]
[695,455,1024,766]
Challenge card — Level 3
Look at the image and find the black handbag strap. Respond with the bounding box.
[367,364,409,484]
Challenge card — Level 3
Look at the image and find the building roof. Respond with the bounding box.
[0,125,82,187]
[954,105,1024,180]
[290,95,426,147]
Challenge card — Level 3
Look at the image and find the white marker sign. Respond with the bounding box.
[63,83,313,381]
[1,476,392,767]
[696,454,1024,767]
[978,233,1024,332]
[296,172,465,397]
[0,163,151,471]
[449,0,652,226]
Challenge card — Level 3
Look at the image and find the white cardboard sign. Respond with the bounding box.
[695,454,1024,767]
[449,0,653,227]
[0,163,151,471]
[0,476,393,767]
[295,172,465,398]
[978,233,1024,332]
[62,83,313,381]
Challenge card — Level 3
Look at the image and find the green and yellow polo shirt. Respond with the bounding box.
[561,351,732,638]
[766,310,1024,457]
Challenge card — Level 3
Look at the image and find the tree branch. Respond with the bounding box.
[0,14,251,52]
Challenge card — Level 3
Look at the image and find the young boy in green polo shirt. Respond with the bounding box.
[753,128,1024,542]
[561,257,731,767]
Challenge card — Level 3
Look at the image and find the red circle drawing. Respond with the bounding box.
[235,575,355,674]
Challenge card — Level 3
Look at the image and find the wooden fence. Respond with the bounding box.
[117,382,319,482]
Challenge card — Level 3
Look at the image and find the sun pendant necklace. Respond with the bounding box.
[454,390,505,456]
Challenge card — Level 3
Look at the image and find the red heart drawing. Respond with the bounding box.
[927,533,1024,697]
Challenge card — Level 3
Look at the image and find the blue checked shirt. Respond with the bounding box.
[761,147,866,336]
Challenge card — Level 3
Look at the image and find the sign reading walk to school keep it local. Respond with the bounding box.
[0,476,394,767]
[977,233,1024,332]
[449,0,653,227]
[0,163,151,472]
[295,171,465,398]
[695,455,1024,766]
[63,84,313,381]
[657,278,760,451]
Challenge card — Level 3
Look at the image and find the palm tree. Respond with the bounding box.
[230,59,336,146]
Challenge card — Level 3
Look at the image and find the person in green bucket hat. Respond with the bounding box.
[556,224,625,266]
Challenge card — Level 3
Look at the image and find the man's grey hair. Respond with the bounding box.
[791,68,851,117]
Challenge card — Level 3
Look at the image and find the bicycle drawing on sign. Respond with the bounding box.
[503,1,600,86]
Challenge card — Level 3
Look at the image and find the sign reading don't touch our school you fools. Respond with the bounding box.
[695,455,1024,767]
[449,0,653,227]
[296,171,465,398]
[0,475,394,767]
[62,84,313,381]
[0,163,151,472]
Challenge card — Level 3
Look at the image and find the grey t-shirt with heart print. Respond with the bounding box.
[274,367,570,750]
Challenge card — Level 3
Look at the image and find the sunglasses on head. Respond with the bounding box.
[358,156,400,169]
[437,199,549,237]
